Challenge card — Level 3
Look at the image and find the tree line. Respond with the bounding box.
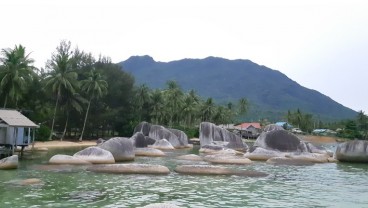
[286,109,368,139]
[0,41,248,140]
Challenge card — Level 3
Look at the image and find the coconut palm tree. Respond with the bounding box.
[164,80,183,126]
[135,84,151,122]
[79,69,108,141]
[202,97,215,122]
[238,98,249,115]
[59,90,87,140]
[45,41,78,140]
[150,89,164,124]
[0,44,35,108]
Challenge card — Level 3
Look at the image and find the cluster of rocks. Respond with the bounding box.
[199,122,248,152]
[47,122,192,166]
[2,121,367,176]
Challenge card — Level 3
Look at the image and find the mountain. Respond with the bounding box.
[120,55,357,121]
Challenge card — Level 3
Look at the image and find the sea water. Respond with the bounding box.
[0,145,367,208]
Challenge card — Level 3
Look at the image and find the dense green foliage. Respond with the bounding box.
[1,43,366,141]
[0,42,247,140]
[120,55,357,122]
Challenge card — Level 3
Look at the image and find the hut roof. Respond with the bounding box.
[235,122,261,129]
[0,109,39,128]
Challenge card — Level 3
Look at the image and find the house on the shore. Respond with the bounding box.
[235,122,262,138]
[0,109,39,158]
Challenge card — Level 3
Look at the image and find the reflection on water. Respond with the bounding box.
[0,146,368,208]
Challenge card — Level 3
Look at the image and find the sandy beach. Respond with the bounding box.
[31,140,97,149]
[299,135,337,143]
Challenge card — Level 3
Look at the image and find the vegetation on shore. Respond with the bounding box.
[0,41,367,141]
[0,41,247,140]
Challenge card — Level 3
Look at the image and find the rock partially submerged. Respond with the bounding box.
[150,139,175,150]
[19,178,43,185]
[99,137,135,161]
[254,130,309,152]
[199,122,248,151]
[87,164,170,174]
[131,132,148,148]
[335,140,368,163]
[49,154,91,165]
[0,155,18,169]
[133,122,190,149]
[168,128,189,148]
[204,155,252,165]
[175,165,268,177]
[6,178,43,186]
[141,203,182,208]
[135,148,166,157]
[176,154,203,161]
[245,147,288,161]
[266,157,315,166]
[287,153,329,163]
[149,125,181,148]
[73,147,115,164]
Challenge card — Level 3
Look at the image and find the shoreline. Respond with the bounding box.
[31,140,97,149]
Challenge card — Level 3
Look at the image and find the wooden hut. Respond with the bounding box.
[0,109,39,158]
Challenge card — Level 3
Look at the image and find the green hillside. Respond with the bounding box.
[120,55,356,121]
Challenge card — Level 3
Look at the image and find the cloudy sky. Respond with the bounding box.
[1,0,367,113]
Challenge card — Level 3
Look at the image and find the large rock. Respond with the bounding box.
[175,165,268,177]
[135,148,166,157]
[150,139,175,150]
[199,122,248,151]
[335,140,368,162]
[263,124,284,132]
[306,143,331,155]
[99,137,135,161]
[254,130,309,152]
[131,132,148,148]
[149,125,181,148]
[134,121,152,136]
[73,147,115,164]
[49,154,92,165]
[245,147,288,161]
[0,155,18,169]
[87,164,170,174]
[168,128,189,148]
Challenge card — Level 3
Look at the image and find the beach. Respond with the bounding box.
[31,140,97,149]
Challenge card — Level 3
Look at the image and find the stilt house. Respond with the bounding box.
[0,109,39,157]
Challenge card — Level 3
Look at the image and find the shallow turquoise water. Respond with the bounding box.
[0,146,368,208]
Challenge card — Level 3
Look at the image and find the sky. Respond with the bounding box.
[1,0,367,113]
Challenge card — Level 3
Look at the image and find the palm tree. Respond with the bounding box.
[0,44,35,108]
[59,89,87,140]
[357,110,368,139]
[150,89,164,124]
[45,41,78,140]
[182,94,197,127]
[238,98,249,116]
[79,69,108,141]
[164,80,183,126]
[135,84,151,122]
[202,97,215,122]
